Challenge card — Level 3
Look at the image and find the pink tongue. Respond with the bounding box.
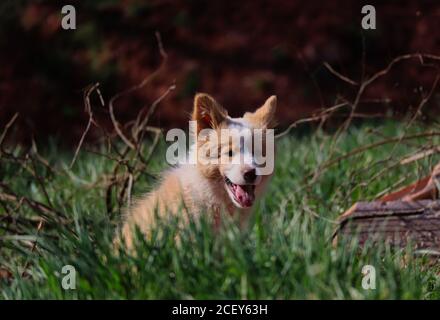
[234,184,254,207]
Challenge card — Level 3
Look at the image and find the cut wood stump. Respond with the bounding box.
[334,200,440,255]
[335,163,440,256]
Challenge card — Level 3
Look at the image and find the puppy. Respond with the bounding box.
[119,93,277,248]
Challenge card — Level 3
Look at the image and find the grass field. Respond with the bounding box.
[1,120,440,299]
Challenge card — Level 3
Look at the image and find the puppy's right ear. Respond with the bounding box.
[192,93,228,135]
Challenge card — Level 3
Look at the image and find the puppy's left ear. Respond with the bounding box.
[192,93,228,135]
[251,95,277,128]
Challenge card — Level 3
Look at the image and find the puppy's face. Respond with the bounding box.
[192,93,277,208]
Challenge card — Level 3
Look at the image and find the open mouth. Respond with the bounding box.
[224,177,255,208]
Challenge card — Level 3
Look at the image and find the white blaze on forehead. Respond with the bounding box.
[226,117,251,129]
[224,117,255,165]
[224,116,274,176]
[222,117,264,186]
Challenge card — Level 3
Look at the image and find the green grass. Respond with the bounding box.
[1,120,440,299]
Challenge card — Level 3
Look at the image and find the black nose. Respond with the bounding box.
[244,169,257,183]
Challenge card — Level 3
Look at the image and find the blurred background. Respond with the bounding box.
[0,0,439,144]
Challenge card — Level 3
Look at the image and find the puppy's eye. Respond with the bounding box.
[228,150,234,157]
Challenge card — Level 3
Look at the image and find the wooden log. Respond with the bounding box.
[336,163,440,255]
[334,200,440,254]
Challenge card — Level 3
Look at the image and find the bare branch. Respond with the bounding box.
[323,62,358,86]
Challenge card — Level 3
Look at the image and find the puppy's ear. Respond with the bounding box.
[192,93,228,135]
[246,95,277,128]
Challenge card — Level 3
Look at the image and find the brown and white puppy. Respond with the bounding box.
[119,93,277,248]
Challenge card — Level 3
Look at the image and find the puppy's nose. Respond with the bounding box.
[243,168,257,183]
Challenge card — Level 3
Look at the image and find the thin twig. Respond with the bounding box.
[70,83,102,168]
[323,62,358,86]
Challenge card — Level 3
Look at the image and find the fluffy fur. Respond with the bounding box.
[118,93,277,248]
